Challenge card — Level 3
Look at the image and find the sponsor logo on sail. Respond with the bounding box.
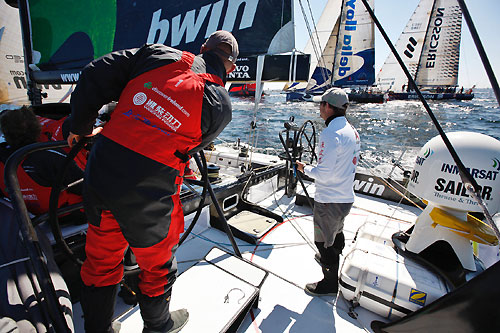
[228,65,251,79]
[425,7,445,69]
[147,1,259,47]
[338,0,358,77]
[404,37,418,59]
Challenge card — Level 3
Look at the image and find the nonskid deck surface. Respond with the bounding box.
[70,179,424,332]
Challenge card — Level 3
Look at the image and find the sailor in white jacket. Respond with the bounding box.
[297,87,360,296]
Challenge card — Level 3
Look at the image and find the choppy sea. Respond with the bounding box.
[222,88,500,176]
[1,88,498,176]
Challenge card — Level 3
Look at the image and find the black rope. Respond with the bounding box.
[193,154,242,257]
[178,152,209,246]
[48,139,88,266]
[4,141,72,332]
[457,0,500,106]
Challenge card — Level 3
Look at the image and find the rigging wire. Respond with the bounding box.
[360,0,500,241]
[305,0,329,84]
[297,0,325,78]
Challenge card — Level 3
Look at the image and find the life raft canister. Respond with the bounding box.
[101,51,223,172]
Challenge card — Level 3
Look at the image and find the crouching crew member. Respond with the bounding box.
[68,31,238,332]
[0,106,84,217]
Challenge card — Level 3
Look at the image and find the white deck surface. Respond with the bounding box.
[101,175,424,332]
[69,171,500,332]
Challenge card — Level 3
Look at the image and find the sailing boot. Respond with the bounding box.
[314,241,326,265]
[304,262,340,296]
[80,283,118,333]
[139,291,189,333]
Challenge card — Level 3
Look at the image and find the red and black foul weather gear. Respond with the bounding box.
[70,44,231,316]
[0,140,84,216]
[37,115,88,170]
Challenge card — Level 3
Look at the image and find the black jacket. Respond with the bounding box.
[70,43,232,155]
[69,44,233,245]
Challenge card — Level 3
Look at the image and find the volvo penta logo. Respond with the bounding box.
[133,92,147,105]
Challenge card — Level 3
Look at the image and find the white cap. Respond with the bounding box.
[312,87,349,109]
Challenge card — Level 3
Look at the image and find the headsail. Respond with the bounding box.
[302,0,342,81]
[375,0,434,91]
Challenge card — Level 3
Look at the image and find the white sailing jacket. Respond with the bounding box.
[304,116,360,203]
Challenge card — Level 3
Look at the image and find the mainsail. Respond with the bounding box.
[16,0,295,91]
[376,0,462,91]
[290,0,375,93]
[415,0,461,87]
[331,0,375,87]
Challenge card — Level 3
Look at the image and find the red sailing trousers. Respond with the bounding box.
[80,193,184,297]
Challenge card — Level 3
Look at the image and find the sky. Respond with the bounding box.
[292,0,500,89]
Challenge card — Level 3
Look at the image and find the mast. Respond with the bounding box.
[457,0,500,105]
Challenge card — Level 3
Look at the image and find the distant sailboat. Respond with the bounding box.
[228,83,264,97]
[285,0,384,103]
[376,0,474,101]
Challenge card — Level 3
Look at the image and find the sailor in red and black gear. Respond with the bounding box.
[0,107,84,218]
[37,115,89,170]
[68,31,238,333]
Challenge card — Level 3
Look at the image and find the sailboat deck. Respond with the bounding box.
[68,180,423,332]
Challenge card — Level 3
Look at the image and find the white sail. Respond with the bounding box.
[331,0,375,86]
[304,17,340,91]
[375,0,434,91]
[303,0,343,76]
[415,0,462,87]
[0,0,73,106]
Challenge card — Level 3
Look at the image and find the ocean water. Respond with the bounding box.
[1,88,498,176]
[221,88,500,176]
